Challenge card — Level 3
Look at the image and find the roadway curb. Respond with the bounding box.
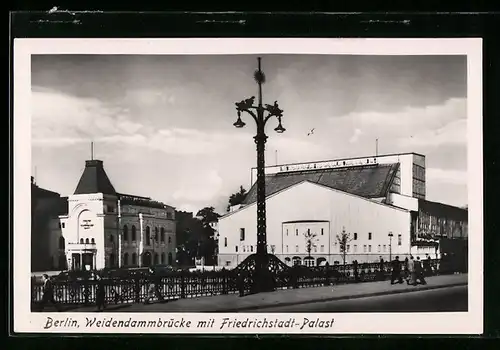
[215,282,468,312]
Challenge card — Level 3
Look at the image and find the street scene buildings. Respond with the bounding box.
[27,52,472,315]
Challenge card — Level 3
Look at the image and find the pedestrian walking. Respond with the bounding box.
[390,256,403,284]
[353,260,359,282]
[416,257,427,285]
[40,274,60,311]
[407,256,417,286]
[144,268,156,305]
[95,275,106,311]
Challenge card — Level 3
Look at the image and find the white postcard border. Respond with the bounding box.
[13,38,483,334]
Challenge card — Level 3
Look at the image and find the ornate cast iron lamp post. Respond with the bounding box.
[233,57,286,294]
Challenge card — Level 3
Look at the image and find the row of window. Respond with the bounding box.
[121,252,173,266]
[285,228,325,236]
[122,225,171,244]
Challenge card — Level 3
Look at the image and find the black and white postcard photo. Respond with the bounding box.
[13,38,483,334]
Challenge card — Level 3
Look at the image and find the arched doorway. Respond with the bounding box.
[292,256,301,266]
[142,252,152,267]
[304,256,315,267]
[109,253,116,268]
[168,252,173,266]
[153,253,159,265]
[317,257,327,266]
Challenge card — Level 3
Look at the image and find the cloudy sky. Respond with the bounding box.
[31,54,467,214]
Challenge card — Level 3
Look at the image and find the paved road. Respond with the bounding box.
[254,285,467,312]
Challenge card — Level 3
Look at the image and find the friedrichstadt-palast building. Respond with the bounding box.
[218,152,468,268]
[31,159,176,272]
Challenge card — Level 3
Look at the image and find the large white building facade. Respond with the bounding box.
[31,159,176,272]
[218,152,468,268]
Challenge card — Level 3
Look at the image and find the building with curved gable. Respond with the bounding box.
[218,152,468,268]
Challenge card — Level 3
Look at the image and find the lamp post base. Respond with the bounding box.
[234,253,289,295]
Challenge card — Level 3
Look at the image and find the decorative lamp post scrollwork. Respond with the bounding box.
[233,57,285,294]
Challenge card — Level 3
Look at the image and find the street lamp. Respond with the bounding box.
[233,57,286,294]
[388,232,394,262]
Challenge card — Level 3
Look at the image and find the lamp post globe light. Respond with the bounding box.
[233,57,288,294]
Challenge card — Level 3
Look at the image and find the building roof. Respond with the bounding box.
[242,163,399,205]
[74,160,117,196]
[418,199,468,222]
[32,183,61,199]
[118,193,173,210]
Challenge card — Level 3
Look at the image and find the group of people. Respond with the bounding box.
[390,256,428,286]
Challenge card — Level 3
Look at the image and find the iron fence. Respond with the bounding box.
[31,258,457,308]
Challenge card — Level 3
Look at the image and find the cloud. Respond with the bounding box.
[398,119,466,147]
[330,97,466,137]
[172,169,223,202]
[426,168,467,185]
[349,128,363,144]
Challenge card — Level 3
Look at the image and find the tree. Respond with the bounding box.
[304,230,318,258]
[196,207,221,265]
[227,186,247,212]
[336,227,353,267]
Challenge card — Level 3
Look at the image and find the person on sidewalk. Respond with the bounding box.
[144,268,156,305]
[95,275,106,312]
[390,256,403,284]
[407,256,417,286]
[416,257,427,285]
[40,274,61,311]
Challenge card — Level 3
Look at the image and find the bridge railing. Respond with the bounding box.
[31,258,459,307]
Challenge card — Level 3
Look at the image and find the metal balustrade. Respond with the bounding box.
[31,259,460,308]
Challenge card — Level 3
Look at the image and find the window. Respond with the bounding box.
[235,246,238,253]
[383,245,386,252]
[240,228,245,241]
[296,229,298,236]
[85,238,89,244]
[368,232,372,240]
[161,253,165,264]
[320,245,324,253]
[226,261,231,267]
[131,225,137,241]
[110,234,114,243]
[321,228,324,235]
[224,237,227,247]
[347,245,350,253]
[123,253,129,266]
[295,245,299,253]
[286,229,289,236]
[62,223,65,228]
[168,236,172,244]
[307,228,310,235]
[368,245,372,253]
[378,244,381,252]
[398,234,402,246]
[314,246,318,253]
[286,245,289,253]
[146,226,151,245]
[250,246,253,252]
[91,238,95,244]
[123,225,128,241]
[132,253,137,265]
[154,227,159,242]
[160,227,165,242]
[243,246,246,252]
[363,245,367,253]
[354,232,358,240]
[80,238,84,244]
[353,244,357,252]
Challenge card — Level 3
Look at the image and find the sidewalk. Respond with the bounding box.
[65,273,467,313]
